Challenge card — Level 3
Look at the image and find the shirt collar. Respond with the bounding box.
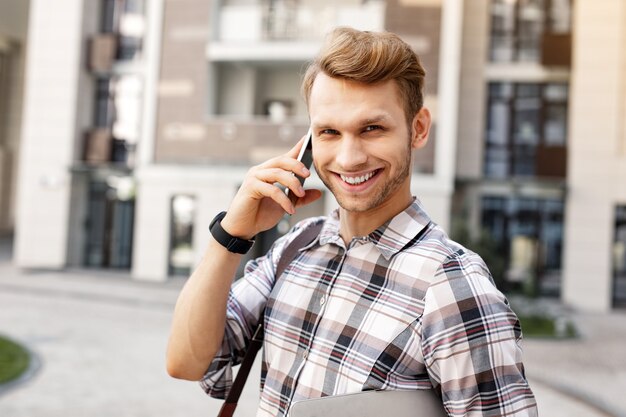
[317,198,432,260]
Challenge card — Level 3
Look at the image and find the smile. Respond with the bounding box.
[339,170,379,185]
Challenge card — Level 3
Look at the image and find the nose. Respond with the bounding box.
[335,134,367,170]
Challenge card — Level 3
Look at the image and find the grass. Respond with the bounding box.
[518,314,577,339]
[0,336,30,384]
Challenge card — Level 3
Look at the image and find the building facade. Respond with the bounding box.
[6,0,626,311]
[0,1,29,238]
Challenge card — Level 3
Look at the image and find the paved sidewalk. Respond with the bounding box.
[0,250,624,416]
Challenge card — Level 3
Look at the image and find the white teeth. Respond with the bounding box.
[340,171,376,185]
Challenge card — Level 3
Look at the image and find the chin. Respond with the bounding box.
[334,194,383,213]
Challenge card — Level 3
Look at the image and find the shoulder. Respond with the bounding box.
[417,225,513,330]
[414,222,493,283]
[395,221,492,282]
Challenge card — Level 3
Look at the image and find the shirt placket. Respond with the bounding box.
[288,243,349,402]
[288,238,371,405]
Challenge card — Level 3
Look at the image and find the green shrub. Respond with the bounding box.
[518,314,577,338]
[0,336,30,384]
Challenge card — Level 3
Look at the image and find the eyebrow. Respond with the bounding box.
[359,115,390,126]
[312,114,392,131]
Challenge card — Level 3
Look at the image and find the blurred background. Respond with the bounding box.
[1,0,625,416]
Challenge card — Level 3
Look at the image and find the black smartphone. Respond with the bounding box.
[287,129,313,204]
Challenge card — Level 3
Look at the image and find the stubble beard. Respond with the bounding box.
[316,142,413,214]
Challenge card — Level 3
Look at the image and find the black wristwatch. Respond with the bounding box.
[209,211,255,254]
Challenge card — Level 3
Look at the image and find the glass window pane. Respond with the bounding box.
[490,82,514,99]
[485,147,510,178]
[490,0,516,62]
[514,85,541,145]
[491,37,515,62]
[487,101,510,145]
[169,195,196,276]
[513,99,541,145]
[544,104,567,145]
[518,0,545,61]
[549,0,572,33]
[94,78,113,127]
[613,206,626,306]
[101,0,117,32]
[513,145,537,176]
[541,199,564,270]
[544,83,569,101]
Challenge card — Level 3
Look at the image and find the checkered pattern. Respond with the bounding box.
[200,200,537,417]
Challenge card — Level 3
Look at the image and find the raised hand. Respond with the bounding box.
[220,135,323,240]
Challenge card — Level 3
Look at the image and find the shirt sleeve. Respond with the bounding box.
[198,219,315,398]
[420,250,538,417]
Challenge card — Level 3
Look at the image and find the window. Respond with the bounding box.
[94,77,114,128]
[84,177,135,269]
[100,0,144,61]
[168,195,196,276]
[93,75,142,165]
[489,0,572,63]
[614,205,626,307]
[482,196,564,295]
[485,82,568,178]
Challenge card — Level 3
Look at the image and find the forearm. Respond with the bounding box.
[166,235,242,381]
[166,136,319,381]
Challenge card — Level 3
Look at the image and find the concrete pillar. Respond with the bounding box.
[426,0,464,232]
[14,0,85,268]
[562,0,626,311]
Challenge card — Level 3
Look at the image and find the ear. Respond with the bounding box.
[410,107,431,150]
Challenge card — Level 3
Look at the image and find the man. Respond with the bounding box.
[167,28,538,417]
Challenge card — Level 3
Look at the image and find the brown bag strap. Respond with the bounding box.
[217,219,324,417]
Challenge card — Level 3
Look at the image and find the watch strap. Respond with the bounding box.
[209,211,255,254]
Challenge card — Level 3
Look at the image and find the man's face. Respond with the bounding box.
[308,73,428,215]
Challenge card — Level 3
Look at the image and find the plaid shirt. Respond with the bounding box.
[201,200,537,417]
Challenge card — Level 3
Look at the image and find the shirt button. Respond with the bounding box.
[319,296,326,306]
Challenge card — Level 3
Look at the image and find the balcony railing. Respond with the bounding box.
[216,1,385,43]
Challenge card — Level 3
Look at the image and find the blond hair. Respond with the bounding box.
[302,27,426,122]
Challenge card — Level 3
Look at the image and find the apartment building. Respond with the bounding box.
[0,1,29,237]
[456,0,572,298]
[455,0,626,311]
[7,0,626,311]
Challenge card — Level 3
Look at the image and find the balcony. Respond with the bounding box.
[88,34,118,73]
[81,128,135,171]
[83,128,114,164]
[157,117,310,165]
[208,1,386,62]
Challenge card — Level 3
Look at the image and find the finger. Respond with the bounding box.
[253,181,295,215]
[255,168,306,198]
[295,189,323,208]
[259,155,311,179]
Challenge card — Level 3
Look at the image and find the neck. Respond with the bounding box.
[338,192,414,243]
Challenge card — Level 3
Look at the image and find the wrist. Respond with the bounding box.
[209,211,256,254]
[220,214,256,241]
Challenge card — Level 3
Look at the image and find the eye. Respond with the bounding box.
[363,125,383,133]
[319,128,340,136]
